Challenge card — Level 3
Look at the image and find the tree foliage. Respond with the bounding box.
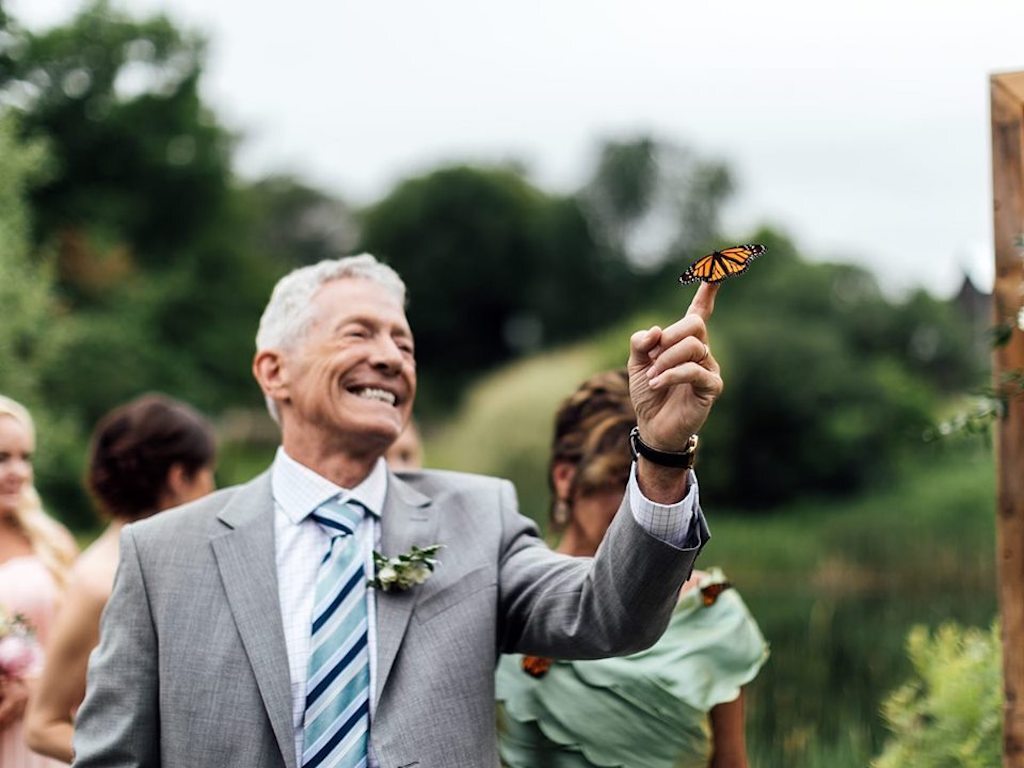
[0,115,89,525]
[1,0,279,429]
[238,174,358,270]
[0,116,54,396]
[690,228,976,507]
[2,0,232,287]
[582,135,734,270]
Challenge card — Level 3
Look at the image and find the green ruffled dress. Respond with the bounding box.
[495,568,768,768]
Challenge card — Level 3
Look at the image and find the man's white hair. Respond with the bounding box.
[255,253,407,423]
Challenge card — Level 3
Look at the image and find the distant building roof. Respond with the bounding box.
[954,272,991,318]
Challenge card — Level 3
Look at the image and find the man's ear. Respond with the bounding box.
[551,461,576,503]
[253,349,289,404]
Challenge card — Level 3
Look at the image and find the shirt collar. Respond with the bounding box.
[271,446,387,524]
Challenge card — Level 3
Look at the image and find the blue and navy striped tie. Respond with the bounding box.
[302,497,370,768]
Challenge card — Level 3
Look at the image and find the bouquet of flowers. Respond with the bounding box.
[0,605,42,681]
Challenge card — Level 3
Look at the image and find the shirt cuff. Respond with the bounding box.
[627,462,699,548]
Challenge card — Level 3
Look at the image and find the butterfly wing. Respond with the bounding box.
[679,254,716,285]
[679,243,766,285]
[700,581,733,607]
[521,655,553,678]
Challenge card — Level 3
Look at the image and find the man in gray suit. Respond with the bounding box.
[73,253,723,768]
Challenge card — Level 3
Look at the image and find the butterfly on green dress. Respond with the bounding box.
[700,581,733,607]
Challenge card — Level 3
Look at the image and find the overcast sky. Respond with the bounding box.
[12,0,1024,296]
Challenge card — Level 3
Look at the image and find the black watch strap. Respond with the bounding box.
[628,426,698,469]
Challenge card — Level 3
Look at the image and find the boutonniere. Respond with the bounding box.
[368,544,443,592]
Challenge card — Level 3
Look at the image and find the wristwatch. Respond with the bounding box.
[628,426,699,469]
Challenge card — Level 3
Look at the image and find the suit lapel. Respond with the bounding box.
[374,472,436,702]
[210,473,297,768]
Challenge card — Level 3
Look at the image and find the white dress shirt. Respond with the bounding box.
[271,447,700,768]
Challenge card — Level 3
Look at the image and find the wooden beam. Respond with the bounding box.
[991,70,1024,768]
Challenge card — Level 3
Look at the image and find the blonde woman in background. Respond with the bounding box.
[0,395,77,767]
[496,370,768,768]
[25,394,216,763]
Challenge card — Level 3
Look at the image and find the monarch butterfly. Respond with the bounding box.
[700,581,733,607]
[678,243,767,285]
[521,654,553,678]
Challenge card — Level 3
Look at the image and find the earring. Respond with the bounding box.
[552,499,570,528]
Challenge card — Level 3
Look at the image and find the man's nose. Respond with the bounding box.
[371,335,405,372]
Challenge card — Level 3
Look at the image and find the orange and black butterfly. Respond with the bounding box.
[679,243,766,285]
[700,581,733,607]
[521,655,554,678]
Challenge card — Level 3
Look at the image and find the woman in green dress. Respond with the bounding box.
[496,369,768,768]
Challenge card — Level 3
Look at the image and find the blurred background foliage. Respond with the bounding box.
[0,2,1000,765]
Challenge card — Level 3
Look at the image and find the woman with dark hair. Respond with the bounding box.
[496,370,768,768]
[25,394,216,763]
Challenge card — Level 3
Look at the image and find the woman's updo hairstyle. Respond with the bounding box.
[548,369,636,528]
[87,394,216,521]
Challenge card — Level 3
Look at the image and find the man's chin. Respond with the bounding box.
[349,414,405,450]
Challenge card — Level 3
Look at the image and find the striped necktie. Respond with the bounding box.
[302,497,370,768]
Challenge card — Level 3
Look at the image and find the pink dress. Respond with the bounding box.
[0,555,68,767]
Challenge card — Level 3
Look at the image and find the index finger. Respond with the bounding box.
[686,282,720,322]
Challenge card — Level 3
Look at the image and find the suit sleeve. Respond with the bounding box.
[496,478,708,659]
[72,526,160,768]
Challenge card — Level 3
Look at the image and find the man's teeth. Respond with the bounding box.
[356,388,396,405]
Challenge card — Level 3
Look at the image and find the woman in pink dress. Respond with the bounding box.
[0,395,77,767]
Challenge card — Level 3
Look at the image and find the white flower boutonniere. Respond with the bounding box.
[368,544,443,592]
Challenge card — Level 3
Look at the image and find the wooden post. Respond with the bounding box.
[991,70,1024,768]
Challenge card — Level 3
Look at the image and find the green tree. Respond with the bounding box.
[583,135,734,270]
[693,228,945,507]
[2,0,233,298]
[2,1,278,426]
[0,115,89,525]
[238,174,357,269]
[0,116,54,397]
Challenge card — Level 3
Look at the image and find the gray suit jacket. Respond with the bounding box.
[73,467,708,768]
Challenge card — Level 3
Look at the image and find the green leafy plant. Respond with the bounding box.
[873,621,1002,768]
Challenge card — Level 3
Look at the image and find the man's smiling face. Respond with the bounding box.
[280,277,416,458]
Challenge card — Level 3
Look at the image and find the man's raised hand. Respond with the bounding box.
[627,282,724,453]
